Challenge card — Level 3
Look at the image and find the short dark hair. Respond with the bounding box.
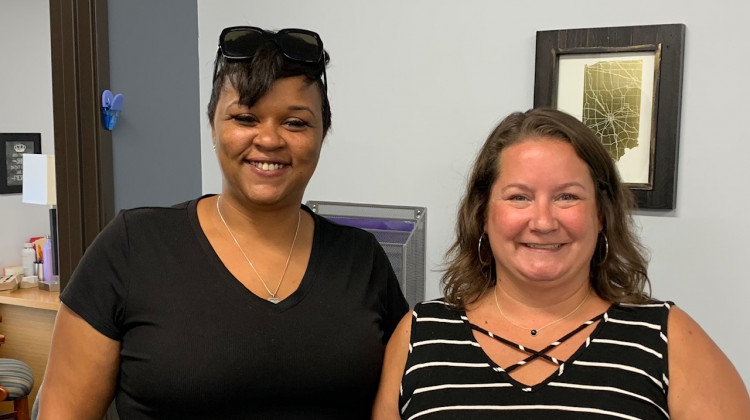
[442,108,650,308]
[206,41,331,134]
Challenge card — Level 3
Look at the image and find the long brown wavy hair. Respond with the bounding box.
[442,108,650,309]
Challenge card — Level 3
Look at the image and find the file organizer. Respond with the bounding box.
[306,201,426,308]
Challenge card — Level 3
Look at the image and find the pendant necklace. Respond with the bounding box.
[493,286,590,336]
[216,196,300,304]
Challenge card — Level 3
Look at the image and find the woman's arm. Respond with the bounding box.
[37,304,120,420]
[373,311,413,420]
[667,305,750,419]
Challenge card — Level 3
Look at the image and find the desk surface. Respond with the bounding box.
[0,287,60,311]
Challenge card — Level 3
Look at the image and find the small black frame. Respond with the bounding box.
[0,133,42,194]
[534,24,685,210]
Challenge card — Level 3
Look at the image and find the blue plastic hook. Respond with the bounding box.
[101,90,124,131]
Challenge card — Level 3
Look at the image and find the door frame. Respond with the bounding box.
[49,0,114,289]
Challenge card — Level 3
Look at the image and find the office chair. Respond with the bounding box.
[0,318,34,420]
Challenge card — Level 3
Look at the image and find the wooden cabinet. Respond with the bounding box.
[0,289,60,408]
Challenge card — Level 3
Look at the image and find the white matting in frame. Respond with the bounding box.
[556,51,656,186]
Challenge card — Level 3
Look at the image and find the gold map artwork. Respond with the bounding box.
[582,60,643,161]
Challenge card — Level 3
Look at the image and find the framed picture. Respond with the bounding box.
[0,133,42,194]
[534,24,685,210]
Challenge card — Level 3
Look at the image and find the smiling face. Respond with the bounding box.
[485,137,602,290]
[211,75,325,210]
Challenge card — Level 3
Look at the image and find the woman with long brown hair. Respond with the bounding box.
[374,108,749,419]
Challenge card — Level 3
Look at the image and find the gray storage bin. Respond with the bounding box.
[307,201,426,308]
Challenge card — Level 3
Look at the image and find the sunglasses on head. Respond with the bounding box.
[212,26,328,88]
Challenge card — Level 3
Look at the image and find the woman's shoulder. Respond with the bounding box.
[310,207,384,247]
[95,196,205,246]
[312,210,373,235]
[121,196,201,216]
[116,196,203,225]
[413,298,463,320]
[611,299,674,318]
[666,303,750,417]
[605,300,673,331]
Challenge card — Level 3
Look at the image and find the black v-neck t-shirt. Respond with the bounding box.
[62,196,409,419]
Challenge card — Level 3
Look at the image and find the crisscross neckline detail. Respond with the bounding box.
[468,311,607,374]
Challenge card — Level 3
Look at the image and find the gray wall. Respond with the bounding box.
[100,0,750,389]
[0,0,55,270]
[108,0,202,212]
[198,0,750,386]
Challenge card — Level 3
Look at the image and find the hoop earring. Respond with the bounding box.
[478,234,492,267]
[481,263,494,290]
[599,232,609,265]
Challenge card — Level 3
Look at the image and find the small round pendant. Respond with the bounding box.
[268,297,281,304]
[530,329,538,336]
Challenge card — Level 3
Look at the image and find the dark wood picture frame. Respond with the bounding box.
[0,133,42,194]
[534,24,685,210]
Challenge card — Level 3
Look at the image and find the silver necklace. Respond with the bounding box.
[216,196,300,304]
[493,286,590,336]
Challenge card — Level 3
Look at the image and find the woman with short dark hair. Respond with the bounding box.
[38,26,408,419]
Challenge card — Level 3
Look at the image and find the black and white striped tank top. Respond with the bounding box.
[399,299,672,419]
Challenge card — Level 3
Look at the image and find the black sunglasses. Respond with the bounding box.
[212,26,328,88]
